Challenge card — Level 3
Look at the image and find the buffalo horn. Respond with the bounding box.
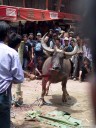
[64,45,79,56]
[41,33,54,53]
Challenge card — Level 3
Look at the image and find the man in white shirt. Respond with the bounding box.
[0,21,24,128]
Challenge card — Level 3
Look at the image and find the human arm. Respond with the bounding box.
[44,36,49,43]
[11,54,24,83]
[31,47,34,59]
[58,31,65,38]
[24,71,36,80]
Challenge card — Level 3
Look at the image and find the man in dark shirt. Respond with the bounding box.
[23,34,32,70]
[27,33,35,47]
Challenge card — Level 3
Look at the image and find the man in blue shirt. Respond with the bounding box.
[0,21,24,128]
[63,37,73,52]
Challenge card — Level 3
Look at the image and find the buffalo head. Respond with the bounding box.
[41,33,78,71]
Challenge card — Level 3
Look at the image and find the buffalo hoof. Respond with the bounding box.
[62,97,67,103]
[43,101,52,106]
[45,92,49,96]
[67,95,71,100]
[38,98,52,106]
[40,101,52,106]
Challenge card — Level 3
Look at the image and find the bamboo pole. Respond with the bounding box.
[58,0,62,12]
[23,0,25,7]
[1,0,3,4]
[46,0,48,10]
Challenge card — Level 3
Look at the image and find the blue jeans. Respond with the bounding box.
[0,86,11,128]
[23,58,29,70]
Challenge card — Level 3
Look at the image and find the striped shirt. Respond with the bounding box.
[0,42,24,93]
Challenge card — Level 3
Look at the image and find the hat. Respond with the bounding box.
[60,30,65,34]
[37,32,41,36]
[64,37,69,41]
[69,31,74,34]
[71,38,77,43]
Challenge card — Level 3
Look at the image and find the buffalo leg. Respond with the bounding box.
[41,78,47,103]
[46,81,51,96]
[62,79,69,102]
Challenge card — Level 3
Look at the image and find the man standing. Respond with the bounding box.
[63,37,73,52]
[34,32,43,69]
[23,34,31,70]
[0,21,24,128]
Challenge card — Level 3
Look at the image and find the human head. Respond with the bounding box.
[53,33,57,40]
[55,29,60,35]
[70,38,77,47]
[49,29,54,35]
[76,35,81,46]
[55,37,60,47]
[29,33,34,40]
[36,32,42,41]
[64,32,69,38]
[0,21,10,42]
[76,35,80,41]
[64,37,69,46]
[83,57,90,66]
[23,34,28,42]
[8,33,22,51]
[69,31,74,37]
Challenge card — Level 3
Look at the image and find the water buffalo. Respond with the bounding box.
[40,34,78,105]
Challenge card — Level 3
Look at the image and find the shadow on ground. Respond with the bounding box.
[47,94,84,114]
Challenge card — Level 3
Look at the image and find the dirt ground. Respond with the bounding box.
[11,79,94,128]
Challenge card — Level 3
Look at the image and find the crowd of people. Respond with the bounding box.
[0,20,93,128]
[16,25,92,82]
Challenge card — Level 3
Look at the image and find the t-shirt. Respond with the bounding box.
[27,39,36,47]
[34,41,43,56]
[23,42,31,60]
[47,38,54,49]
[62,45,73,52]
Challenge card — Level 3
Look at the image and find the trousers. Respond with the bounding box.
[0,86,11,128]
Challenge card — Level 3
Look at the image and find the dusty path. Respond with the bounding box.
[11,79,94,128]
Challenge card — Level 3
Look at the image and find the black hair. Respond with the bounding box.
[0,21,10,41]
[29,33,33,35]
[8,33,22,49]
[23,34,28,38]
[55,37,60,42]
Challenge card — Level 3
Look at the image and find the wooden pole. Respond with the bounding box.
[46,0,48,10]
[2,0,3,4]
[58,0,62,12]
[23,0,25,7]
